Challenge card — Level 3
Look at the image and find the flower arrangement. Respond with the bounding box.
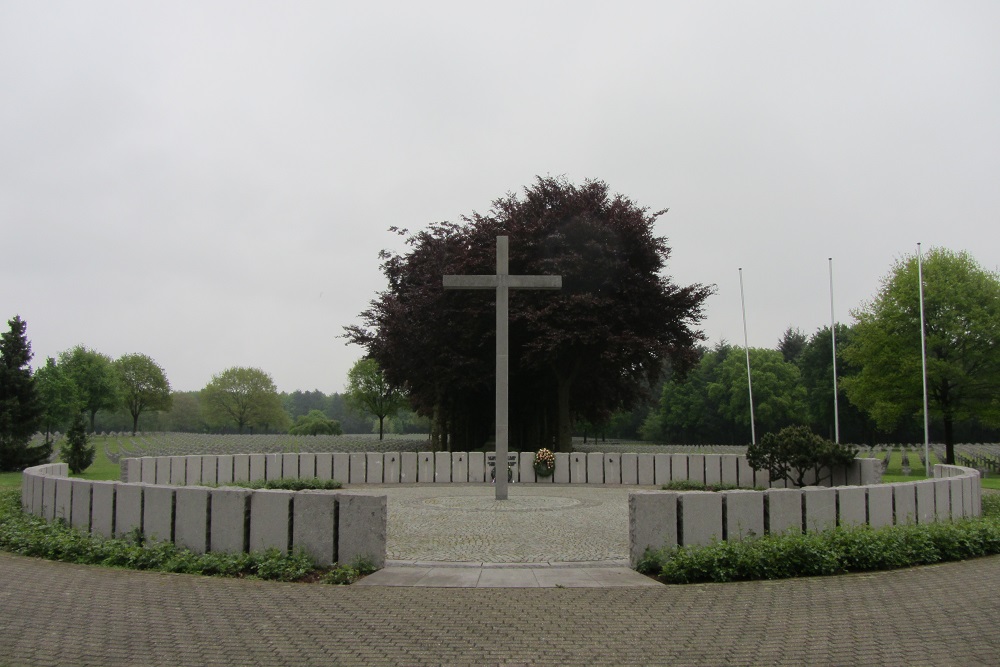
[533,448,555,477]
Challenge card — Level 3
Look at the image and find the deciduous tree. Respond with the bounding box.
[33,357,79,446]
[843,248,1000,464]
[201,367,289,433]
[59,346,119,432]
[344,358,407,440]
[345,176,712,451]
[115,353,172,435]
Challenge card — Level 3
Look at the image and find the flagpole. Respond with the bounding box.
[739,268,756,445]
[829,258,840,443]
[917,244,931,475]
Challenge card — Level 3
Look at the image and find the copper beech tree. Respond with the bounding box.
[345,177,713,452]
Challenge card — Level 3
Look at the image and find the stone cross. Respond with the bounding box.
[443,236,562,500]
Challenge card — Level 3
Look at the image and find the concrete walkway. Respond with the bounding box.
[2,551,999,666]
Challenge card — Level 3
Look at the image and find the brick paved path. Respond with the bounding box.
[2,551,999,666]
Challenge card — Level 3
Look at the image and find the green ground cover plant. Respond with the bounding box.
[637,494,1000,584]
[0,489,370,584]
[225,478,343,491]
[661,480,765,492]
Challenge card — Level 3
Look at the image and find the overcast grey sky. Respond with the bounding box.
[3,1,999,394]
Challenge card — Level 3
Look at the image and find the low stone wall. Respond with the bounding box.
[118,451,881,488]
[628,463,983,567]
[20,462,386,568]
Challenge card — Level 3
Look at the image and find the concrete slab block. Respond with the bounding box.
[704,455,722,486]
[434,451,451,482]
[621,453,638,485]
[90,481,116,538]
[366,452,384,483]
[142,484,175,543]
[950,478,964,519]
[679,491,723,546]
[602,453,621,484]
[914,480,936,523]
[299,453,316,480]
[687,455,706,484]
[400,452,418,483]
[314,453,333,480]
[552,452,569,484]
[70,480,92,532]
[175,486,210,554]
[628,491,678,567]
[31,473,44,517]
[349,452,368,483]
[803,487,837,532]
[509,452,520,483]
[265,453,282,481]
[859,458,882,485]
[737,456,754,488]
[170,457,187,486]
[670,454,689,482]
[934,479,951,521]
[282,453,300,479]
[186,456,202,486]
[115,483,143,538]
[837,486,867,527]
[383,452,401,483]
[723,490,765,540]
[249,454,266,482]
[155,457,171,485]
[21,472,32,513]
[125,458,140,484]
[831,465,847,487]
[845,460,862,486]
[200,455,218,485]
[893,483,917,525]
[755,466,771,489]
[518,454,535,484]
[637,454,655,486]
[217,455,235,485]
[332,453,350,484]
[249,490,293,554]
[721,455,739,486]
[569,453,587,483]
[292,491,337,566]
[654,454,671,485]
[766,488,802,535]
[336,493,386,568]
[868,484,894,528]
[210,487,251,554]
[468,452,486,483]
[54,477,73,523]
[968,475,980,517]
[140,457,156,484]
[418,452,434,483]
[586,452,604,484]
[42,476,57,520]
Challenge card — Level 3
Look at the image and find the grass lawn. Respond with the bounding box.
[0,435,121,493]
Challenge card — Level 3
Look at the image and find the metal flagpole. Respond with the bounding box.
[829,258,840,443]
[739,268,756,445]
[917,243,931,475]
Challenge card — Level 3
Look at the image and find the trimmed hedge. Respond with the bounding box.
[637,494,1000,584]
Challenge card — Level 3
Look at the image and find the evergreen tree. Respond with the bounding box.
[60,412,95,474]
[0,316,49,471]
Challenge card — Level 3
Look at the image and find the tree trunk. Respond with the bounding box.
[555,375,572,452]
[378,415,385,440]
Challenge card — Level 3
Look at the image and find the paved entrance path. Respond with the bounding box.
[2,551,1000,666]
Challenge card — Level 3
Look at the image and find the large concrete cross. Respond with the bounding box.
[443,236,562,500]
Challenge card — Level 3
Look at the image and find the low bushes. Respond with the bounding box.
[0,489,365,584]
[225,477,343,491]
[637,494,1000,584]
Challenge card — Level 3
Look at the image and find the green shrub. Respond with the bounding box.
[747,425,857,487]
[660,480,762,492]
[227,478,343,491]
[60,413,95,474]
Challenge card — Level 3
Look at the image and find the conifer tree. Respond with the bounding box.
[60,412,95,474]
[0,316,49,471]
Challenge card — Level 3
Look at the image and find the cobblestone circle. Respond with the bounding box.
[370,484,636,563]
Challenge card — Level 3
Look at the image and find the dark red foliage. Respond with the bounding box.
[344,177,714,451]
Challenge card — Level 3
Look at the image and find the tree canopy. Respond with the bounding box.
[115,353,172,435]
[843,248,1000,463]
[59,346,119,432]
[200,367,289,433]
[344,358,407,440]
[345,176,713,451]
[0,316,49,471]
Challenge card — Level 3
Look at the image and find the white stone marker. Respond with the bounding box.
[443,236,562,500]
